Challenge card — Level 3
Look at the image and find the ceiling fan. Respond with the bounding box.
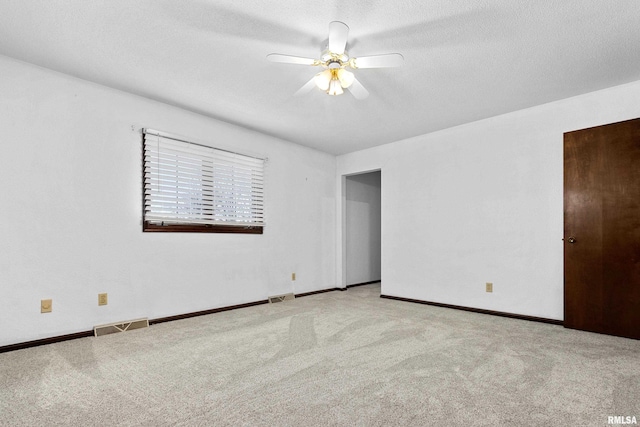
[267,21,404,100]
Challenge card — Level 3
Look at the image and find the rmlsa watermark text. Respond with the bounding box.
[608,416,638,425]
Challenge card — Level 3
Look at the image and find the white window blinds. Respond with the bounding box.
[143,129,265,229]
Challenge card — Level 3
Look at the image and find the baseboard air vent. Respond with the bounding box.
[94,318,149,337]
[268,293,295,304]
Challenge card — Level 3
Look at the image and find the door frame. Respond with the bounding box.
[338,168,382,289]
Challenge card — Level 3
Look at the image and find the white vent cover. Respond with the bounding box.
[268,293,295,303]
[94,318,149,337]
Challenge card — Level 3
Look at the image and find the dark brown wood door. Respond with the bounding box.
[564,118,640,340]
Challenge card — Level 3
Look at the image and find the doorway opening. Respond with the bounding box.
[344,170,381,292]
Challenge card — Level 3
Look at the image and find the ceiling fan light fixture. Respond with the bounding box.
[314,69,332,91]
[337,69,355,88]
[328,78,344,96]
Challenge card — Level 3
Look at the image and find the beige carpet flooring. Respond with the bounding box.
[1,283,639,426]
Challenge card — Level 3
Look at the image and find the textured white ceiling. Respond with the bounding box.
[1,1,639,154]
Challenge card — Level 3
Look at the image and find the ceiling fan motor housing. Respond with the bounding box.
[322,49,349,66]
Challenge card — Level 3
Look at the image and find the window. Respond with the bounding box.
[142,129,265,234]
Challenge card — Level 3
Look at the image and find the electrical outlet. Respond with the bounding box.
[98,293,108,306]
[486,282,493,293]
[291,273,296,281]
[41,299,52,313]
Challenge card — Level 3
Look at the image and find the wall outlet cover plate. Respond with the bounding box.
[98,293,108,306]
[41,299,52,313]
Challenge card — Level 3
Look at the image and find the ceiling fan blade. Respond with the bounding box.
[267,54,317,66]
[328,21,349,55]
[352,53,404,69]
[294,76,317,97]
[347,77,369,100]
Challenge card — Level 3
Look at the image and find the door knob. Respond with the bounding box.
[568,237,576,244]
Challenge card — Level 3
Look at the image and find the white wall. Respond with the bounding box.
[3,53,640,347]
[337,79,640,321]
[0,55,336,347]
[345,172,381,285]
